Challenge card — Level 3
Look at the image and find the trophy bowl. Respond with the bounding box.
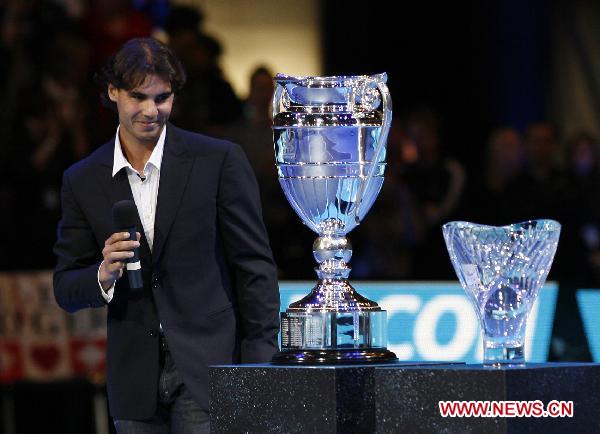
[443,220,561,365]
[271,73,397,364]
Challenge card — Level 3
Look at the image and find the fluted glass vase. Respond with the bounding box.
[443,220,561,365]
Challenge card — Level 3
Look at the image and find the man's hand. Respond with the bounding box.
[99,231,141,291]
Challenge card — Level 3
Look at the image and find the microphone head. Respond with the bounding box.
[113,200,138,229]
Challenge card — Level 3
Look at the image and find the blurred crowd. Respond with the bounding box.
[2,0,600,298]
[356,116,600,288]
[0,0,241,269]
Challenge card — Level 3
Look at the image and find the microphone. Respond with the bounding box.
[113,200,143,290]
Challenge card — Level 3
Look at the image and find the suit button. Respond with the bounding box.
[149,330,157,337]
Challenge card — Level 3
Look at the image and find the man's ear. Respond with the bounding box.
[108,84,119,102]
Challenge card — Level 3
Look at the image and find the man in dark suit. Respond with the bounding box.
[53,38,280,433]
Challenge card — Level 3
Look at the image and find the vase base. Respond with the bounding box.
[483,345,524,366]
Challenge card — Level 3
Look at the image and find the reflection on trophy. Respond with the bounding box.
[443,220,561,365]
[271,73,397,364]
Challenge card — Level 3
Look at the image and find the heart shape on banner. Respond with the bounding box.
[30,345,60,372]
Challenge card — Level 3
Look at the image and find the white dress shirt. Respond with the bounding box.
[99,125,166,302]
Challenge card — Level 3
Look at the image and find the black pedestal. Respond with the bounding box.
[375,363,600,433]
[209,363,600,433]
[209,363,409,433]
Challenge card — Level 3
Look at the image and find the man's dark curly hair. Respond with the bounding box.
[95,38,186,110]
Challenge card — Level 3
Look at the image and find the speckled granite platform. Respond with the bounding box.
[209,362,600,433]
[375,363,600,433]
[209,362,417,433]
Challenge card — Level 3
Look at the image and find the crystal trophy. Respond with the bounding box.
[443,220,561,365]
[271,73,397,364]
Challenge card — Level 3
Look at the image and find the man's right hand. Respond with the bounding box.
[99,231,141,291]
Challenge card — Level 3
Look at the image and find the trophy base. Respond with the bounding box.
[271,348,397,365]
[275,310,396,365]
[280,310,388,348]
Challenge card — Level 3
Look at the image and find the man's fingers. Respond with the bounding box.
[102,240,140,258]
[111,240,140,252]
[100,231,140,286]
[105,231,134,246]
[106,251,135,263]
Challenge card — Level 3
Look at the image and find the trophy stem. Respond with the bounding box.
[308,226,379,310]
[272,228,397,364]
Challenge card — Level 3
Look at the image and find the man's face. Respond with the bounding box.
[108,74,174,148]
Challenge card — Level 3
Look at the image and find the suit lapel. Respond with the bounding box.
[95,139,152,265]
[152,126,194,265]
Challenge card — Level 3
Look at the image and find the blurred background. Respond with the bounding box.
[1,0,599,432]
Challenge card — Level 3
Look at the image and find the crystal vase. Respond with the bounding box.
[442,220,561,365]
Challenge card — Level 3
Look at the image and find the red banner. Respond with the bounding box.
[0,271,107,383]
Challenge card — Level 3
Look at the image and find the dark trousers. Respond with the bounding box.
[114,335,210,434]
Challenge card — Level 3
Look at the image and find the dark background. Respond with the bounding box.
[323,0,550,174]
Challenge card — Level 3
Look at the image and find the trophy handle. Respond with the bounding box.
[352,76,392,224]
[271,83,286,124]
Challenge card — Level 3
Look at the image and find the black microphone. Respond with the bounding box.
[113,200,143,290]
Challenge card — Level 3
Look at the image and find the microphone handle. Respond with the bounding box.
[125,227,143,290]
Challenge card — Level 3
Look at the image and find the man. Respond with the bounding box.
[53,38,280,433]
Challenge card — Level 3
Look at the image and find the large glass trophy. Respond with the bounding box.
[443,220,561,365]
[271,73,397,364]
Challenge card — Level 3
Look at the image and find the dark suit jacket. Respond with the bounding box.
[53,124,280,419]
